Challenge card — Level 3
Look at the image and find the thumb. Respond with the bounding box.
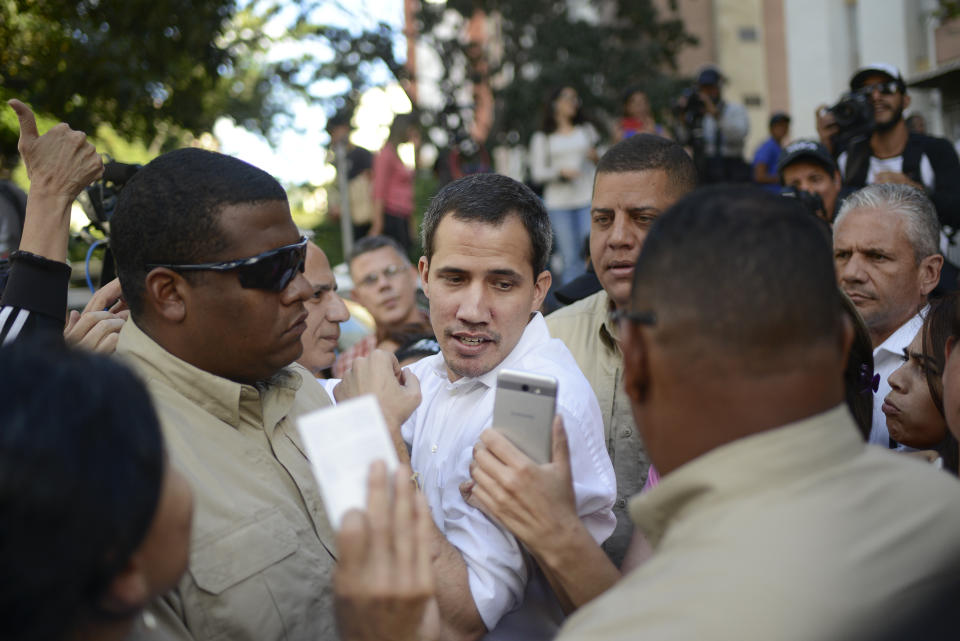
[8,99,39,142]
[551,415,571,473]
[401,368,421,394]
[64,309,80,335]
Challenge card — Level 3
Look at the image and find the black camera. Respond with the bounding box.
[780,186,827,221]
[76,161,141,235]
[827,91,874,151]
[673,87,706,126]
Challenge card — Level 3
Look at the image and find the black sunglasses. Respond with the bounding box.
[146,236,308,292]
[857,81,901,96]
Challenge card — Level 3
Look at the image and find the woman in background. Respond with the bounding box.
[614,87,668,142]
[529,86,599,286]
[371,113,420,253]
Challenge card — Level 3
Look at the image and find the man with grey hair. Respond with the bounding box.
[833,183,943,447]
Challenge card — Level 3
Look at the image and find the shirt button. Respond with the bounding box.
[616,498,627,509]
[431,444,439,453]
[621,429,632,438]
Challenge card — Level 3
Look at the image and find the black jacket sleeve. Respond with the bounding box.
[0,252,70,345]
[924,136,960,229]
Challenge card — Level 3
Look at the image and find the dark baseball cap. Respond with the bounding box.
[850,62,906,92]
[777,140,837,179]
[769,112,791,127]
[697,66,722,86]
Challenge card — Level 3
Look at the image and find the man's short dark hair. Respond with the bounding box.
[596,134,698,198]
[421,173,552,275]
[111,148,287,317]
[631,185,842,373]
[349,235,410,269]
[0,340,164,641]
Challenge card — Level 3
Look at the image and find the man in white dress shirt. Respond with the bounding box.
[401,173,616,641]
[833,183,942,447]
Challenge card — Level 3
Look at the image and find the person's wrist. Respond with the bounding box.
[534,516,590,569]
[25,191,74,213]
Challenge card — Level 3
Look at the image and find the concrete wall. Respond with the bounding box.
[714,0,769,157]
[783,0,854,139]
[654,0,717,76]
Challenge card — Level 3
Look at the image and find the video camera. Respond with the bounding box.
[77,160,141,235]
[673,87,706,129]
[75,160,140,287]
[826,91,875,152]
[780,186,829,223]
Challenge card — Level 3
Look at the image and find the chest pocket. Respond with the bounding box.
[188,508,299,641]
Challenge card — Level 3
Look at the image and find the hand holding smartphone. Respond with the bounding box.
[492,369,558,464]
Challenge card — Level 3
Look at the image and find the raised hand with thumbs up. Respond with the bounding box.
[8,99,103,262]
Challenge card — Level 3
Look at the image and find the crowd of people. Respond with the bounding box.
[4,59,960,641]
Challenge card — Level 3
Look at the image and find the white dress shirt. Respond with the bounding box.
[402,312,616,639]
[870,310,925,447]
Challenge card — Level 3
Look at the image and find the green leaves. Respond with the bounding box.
[0,0,404,157]
[417,0,694,147]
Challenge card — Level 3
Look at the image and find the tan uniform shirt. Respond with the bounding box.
[546,290,648,565]
[557,405,960,641]
[118,320,337,641]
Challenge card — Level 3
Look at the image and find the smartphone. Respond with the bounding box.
[492,369,558,464]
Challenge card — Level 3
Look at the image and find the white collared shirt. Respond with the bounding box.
[402,312,616,639]
[870,309,926,447]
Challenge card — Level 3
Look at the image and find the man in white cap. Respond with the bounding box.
[838,63,960,233]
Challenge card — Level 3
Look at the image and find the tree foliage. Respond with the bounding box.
[416,0,695,148]
[0,0,405,157]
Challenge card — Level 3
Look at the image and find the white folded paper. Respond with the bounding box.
[296,394,399,529]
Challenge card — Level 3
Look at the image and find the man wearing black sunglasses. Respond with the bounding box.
[110,148,420,641]
[839,63,960,237]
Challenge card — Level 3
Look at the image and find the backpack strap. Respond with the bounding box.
[843,136,872,188]
[900,134,925,185]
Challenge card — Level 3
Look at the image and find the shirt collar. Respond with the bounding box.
[874,307,927,359]
[475,312,551,388]
[116,318,303,429]
[593,289,621,351]
[629,404,862,548]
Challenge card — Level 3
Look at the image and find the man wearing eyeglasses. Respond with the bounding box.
[838,63,960,234]
[111,148,420,641]
[333,234,430,377]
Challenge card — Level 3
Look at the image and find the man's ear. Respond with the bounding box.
[418,256,430,298]
[98,557,151,617]
[144,268,189,323]
[531,269,552,313]
[918,254,944,297]
[902,92,912,111]
[621,321,651,404]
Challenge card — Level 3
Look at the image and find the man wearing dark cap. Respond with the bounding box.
[752,111,791,193]
[695,65,750,183]
[838,62,960,230]
[778,139,844,222]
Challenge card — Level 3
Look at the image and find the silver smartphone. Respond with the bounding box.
[492,369,558,464]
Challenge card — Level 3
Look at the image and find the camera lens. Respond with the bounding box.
[522,384,530,392]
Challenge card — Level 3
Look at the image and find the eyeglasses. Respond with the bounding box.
[356,263,405,289]
[857,81,901,96]
[146,237,308,292]
[610,308,657,327]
